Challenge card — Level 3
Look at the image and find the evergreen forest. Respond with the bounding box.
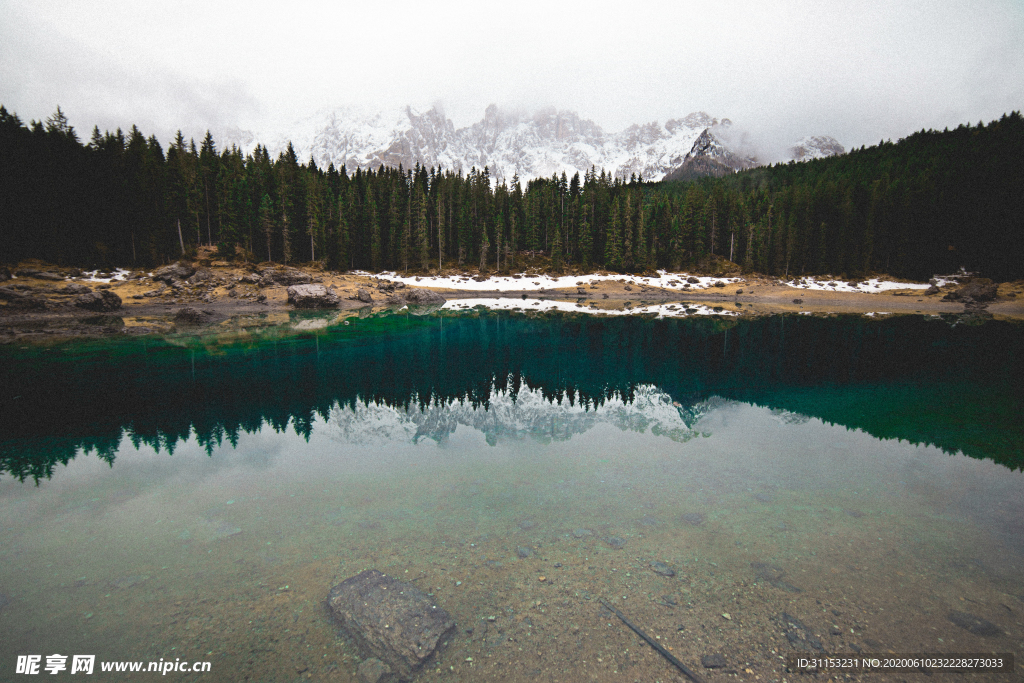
[2,106,1022,281]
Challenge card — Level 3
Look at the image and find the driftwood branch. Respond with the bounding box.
[598,598,705,683]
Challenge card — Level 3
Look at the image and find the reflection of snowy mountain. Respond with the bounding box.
[321,384,733,446]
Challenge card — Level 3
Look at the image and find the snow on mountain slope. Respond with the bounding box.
[789,135,845,161]
[221,105,841,183]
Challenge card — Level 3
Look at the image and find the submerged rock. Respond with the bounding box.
[779,611,823,651]
[948,611,1002,636]
[752,561,802,592]
[682,512,705,526]
[649,560,676,577]
[357,658,395,683]
[701,653,726,669]
[327,569,455,681]
[287,284,340,309]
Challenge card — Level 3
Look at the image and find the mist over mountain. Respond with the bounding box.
[221,105,843,183]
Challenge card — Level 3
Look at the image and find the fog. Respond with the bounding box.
[2,0,1022,152]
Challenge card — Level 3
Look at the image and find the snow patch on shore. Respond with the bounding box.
[82,269,131,283]
[781,276,933,292]
[441,298,735,318]
[366,270,741,292]
[362,270,938,295]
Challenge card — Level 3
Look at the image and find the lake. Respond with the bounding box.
[1,310,1021,681]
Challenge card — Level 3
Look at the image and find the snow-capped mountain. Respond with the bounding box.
[222,106,840,183]
[663,125,759,181]
[789,135,845,161]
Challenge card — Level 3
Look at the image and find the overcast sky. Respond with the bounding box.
[2,0,1022,154]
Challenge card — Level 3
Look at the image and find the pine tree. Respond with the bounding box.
[415,186,429,271]
[259,194,275,262]
[605,197,622,269]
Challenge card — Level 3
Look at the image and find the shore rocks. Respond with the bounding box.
[0,286,48,309]
[74,290,122,312]
[261,267,312,286]
[327,569,455,681]
[174,306,205,324]
[287,284,340,309]
[943,280,998,303]
[402,289,446,306]
[187,268,216,285]
[356,288,374,303]
[153,262,196,283]
[59,283,92,295]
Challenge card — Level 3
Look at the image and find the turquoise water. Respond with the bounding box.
[1,312,1021,681]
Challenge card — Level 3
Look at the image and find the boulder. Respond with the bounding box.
[0,266,11,281]
[357,288,374,303]
[142,284,167,298]
[59,283,92,295]
[942,279,997,303]
[153,262,196,283]
[0,286,48,309]
[402,289,446,306]
[327,569,455,681]
[174,306,205,324]
[35,271,65,281]
[187,268,215,285]
[287,284,340,309]
[261,267,312,286]
[74,290,122,312]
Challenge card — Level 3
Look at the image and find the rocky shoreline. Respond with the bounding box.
[2,260,1022,342]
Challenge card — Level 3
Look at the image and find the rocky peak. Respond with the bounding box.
[790,135,845,161]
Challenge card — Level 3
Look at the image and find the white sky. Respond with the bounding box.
[2,0,1022,152]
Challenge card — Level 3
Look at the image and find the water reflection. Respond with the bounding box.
[1,387,1021,682]
[2,312,1022,482]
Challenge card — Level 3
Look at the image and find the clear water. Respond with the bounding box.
[1,312,1021,682]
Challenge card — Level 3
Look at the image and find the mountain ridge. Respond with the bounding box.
[221,105,843,182]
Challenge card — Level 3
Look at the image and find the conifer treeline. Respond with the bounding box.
[2,106,1022,280]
